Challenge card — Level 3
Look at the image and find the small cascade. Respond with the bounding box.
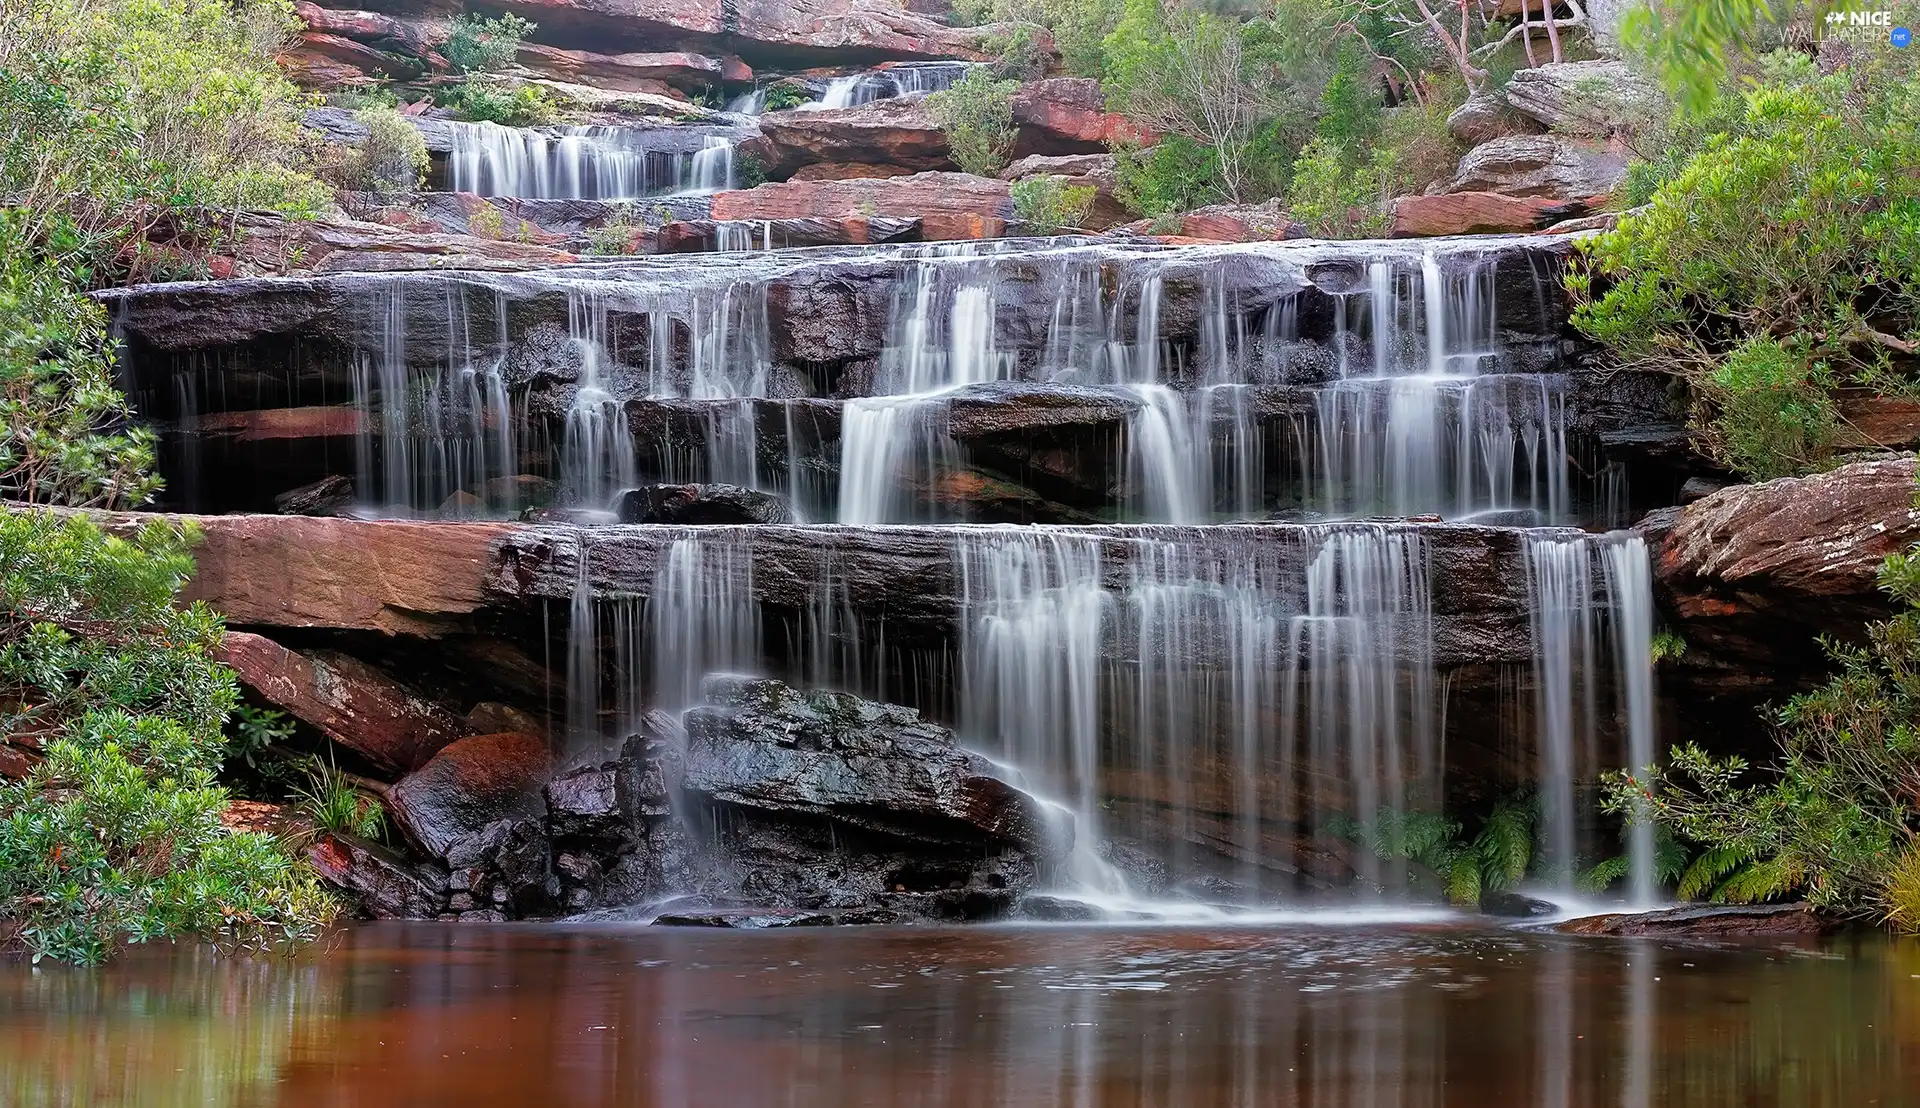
[956,525,1441,906]
[643,535,762,713]
[801,63,973,111]
[446,121,736,199]
[561,290,637,509]
[1523,531,1661,903]
[713,220,773,252]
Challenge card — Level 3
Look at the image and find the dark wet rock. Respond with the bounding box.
[653,216,922,252]
[216,631,470,776]
[274,474,356,515]
[616,483,792,524]
[308,832,448,919]
[1480,891,1559,918]
[545,763,625,841]
[1016,895,1105,922]
[445,816,553,915]
[684,676,1058,852]
[389,732,554,857]
[1558,903,1840,937]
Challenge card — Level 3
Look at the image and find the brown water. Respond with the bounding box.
[2,921,1917,1107]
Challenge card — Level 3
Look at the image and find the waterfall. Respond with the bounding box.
[1604,534,1660,908]
[954,525,1440,906]
[801,64,972,111]
[561,291,637,508]
[1526,535,1600,891]
[645,535,762,713]
[446,121,737,199]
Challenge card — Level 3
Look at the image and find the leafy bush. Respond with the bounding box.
[1601,548,1920,931]
[1113,137,1222,219]
[442,12,536,75]
[763,82,814,111]
[987,23,1050,81]
[953,0,1120,78]
[1332,794,1536,906]
[0,215,160,509]
[1286,136,1392,239]
[321,107,428,206]
[1010,175,1096,233]
[1569,67,1920,479]
[928,69,1020,177]
[0,513,335,962]
[0,0,328,278]
[296,760,387,841]
[439,82,558,126]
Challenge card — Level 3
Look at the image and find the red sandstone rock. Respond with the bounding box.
[792,162,916,182]
[294,2,434,53]
[290,31,425,82]
[998,153,1129,230]
[756,98,954,178]
[389,732,554,857]
[513,43,725,95]
[213,211,578,276]
[182,406,365,442]
[218,631,471,775]
[1558,903,1839,936]
[309,832,448,918]
[1010,79,1149,157]
[1390,191,1586,236]
[712,172,1010,242]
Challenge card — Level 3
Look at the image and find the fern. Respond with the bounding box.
[1581,855,1632,893]
[1473,795,1535,890]
[1444,852,1484,906]
[1712,856,1803,904]
[1677,842,1755,899]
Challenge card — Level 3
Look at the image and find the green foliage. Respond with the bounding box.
[927,69,1020,177]
[0,0,328,277]
[1010,175,1096,233]
[0,214,160,509]
[224,707,294,775]
[1650,628,1689,663]
[1600,547,1920,929]
[0,512,334,962]
[987,23,1050,81]
[1337,793,1537,906]
[1113,137,1222,219]
[295,760,386,842]
[322,107,428,205]
[442,12,536,75]
[953,0,1120,78]
[1286,137,1392,239]
[439,82,558,126]
[1570,65,1920,479]
[1708,337,1838,480]
[763,83,813,111]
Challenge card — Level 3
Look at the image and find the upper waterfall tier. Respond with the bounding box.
[105,235,1676,524]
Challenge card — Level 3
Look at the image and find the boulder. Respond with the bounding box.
[1391,191,1587,236]
[1558,903,1840,936]
[1445,134,1627,201]
[998,152,1129,230]
[682,675,1057,852]
[387,732,555,858]
[1645,455,1920,671]
[294,2,435,55]
[1503,60,1664,137]
[307,832,448,919]
[443,815,552,914]
[205,210,578,278]
[616,483,793,524]
[1168,200,1309,243]
[1009,78,1148,157]
[546,763,625,841]
[755,98,954,177]
[1479,890,1558,918]
[1446,89,1542,146]
[711,172,1011,241]
[283,31,425,86]
[216,631,470,776]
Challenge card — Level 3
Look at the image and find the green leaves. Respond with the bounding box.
[927,69,1021,178]
[1010,175,1097,233]
[442,13,537,75]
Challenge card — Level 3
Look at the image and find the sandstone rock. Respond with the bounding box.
[755,98,953,177]
[790,162,916,181]
[711,172,1010,242]
[1446,134,1627,201]
[1833,393,1920,450]
[219,799,315,840]
[389,732,554,858]
[285,31,425,86]
[308,832,448,919]
[1009,78,1147,157]
[513,43,728,95]
[217,631,470,775]
[411,193,571,245]
[1558,903,1838,936]
[999,153,1128,230]
[1446,89,1541,146]
[444,816,552,913]
[616,483,793,524]
[295,2,435,55]
[652,215,921,251]
[182,406,365,442]
[1504,60,1663,137]
[1391,191,1586,236]
[1645,455,1920,671]
[546,764,625,841]
[207,211,578,277]
[684,676,1057,852]
[1172,200,1309,243]
[273,475,357,515]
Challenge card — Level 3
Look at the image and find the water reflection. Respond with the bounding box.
[1,924,1915,1107]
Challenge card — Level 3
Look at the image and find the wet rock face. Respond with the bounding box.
[388,732,554,857]
[1558,903,1839,937]
[616,483,792,524]
[308,833,449,918]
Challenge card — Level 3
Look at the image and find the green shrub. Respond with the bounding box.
[0,215,159,509]
[296,760,386,842]
[1570,67,1920,479]
[953,0,1119,78]
[1331,793,1536,906]
[442,12,536,75]
[1601,547,1920,931]
[322,107,428,205]
[0,513,335,962]
[0,0,329,277]
[1285,137,1391,239]
[987,23,1049,80]
[439,82,558,126]
[1010,175,1096,233]
[928,69,1020,177]
[762,82,813,112]
[1113,137,1221,218]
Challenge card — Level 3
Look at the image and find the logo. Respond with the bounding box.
[1894,25,1913,46]
[1820,7,1908,42]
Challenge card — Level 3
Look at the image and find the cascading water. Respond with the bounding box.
[561,290,638,509]
[446,122,736,199]
[801,63,973,111]
[1604,534,1660,908]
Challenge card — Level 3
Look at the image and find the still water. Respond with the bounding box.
[2,921,1916,1107]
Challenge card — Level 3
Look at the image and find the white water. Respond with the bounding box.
[446,122,737,199]
[1604,534,1661,908]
